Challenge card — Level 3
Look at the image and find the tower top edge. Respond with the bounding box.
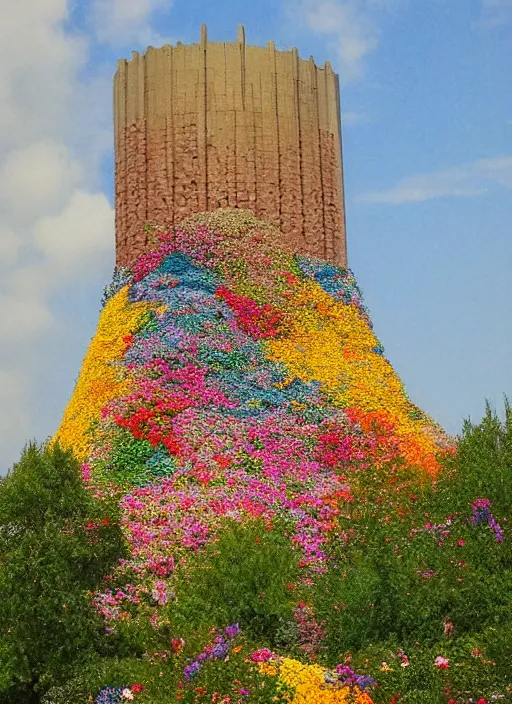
[114,25,337,76]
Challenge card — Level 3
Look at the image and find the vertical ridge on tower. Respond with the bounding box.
[113,25,347,269]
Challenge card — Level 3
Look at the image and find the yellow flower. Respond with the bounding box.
[265,280,450,474]
[259,663,278,677]
[260,658,374,704]
[52,286,159,461]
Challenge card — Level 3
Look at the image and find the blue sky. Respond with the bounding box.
[1,0,511,474]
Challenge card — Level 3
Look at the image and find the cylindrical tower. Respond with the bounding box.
[114,24,347,269]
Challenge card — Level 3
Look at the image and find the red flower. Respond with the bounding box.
[213,454,232,469]
[131,684,143,694]
[121,334,134,352]
[214,286,284,339]
[171,638,185,654]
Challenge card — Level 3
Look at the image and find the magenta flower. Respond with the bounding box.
[472,498,491,509]
[249,648,274,662]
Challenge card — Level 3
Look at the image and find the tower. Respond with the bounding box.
[114,24,347,269]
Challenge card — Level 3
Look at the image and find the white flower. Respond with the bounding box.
[122,689,134,701]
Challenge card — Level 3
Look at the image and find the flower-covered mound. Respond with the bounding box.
[53,208,455,703]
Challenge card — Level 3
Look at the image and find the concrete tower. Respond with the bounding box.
[114,24,347,269]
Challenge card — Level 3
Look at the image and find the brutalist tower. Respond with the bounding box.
[114,24,347,269]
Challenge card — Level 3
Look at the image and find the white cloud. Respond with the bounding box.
[0,0,117,471]
[478,0,512,28]
[0,141,83,219]
[283,0,397,83]
[358,156,512,204]
[0,295,54,344]
[0,0,86,150]
[91,0,174,46]
[0,227,20,269]
[34,190,115,276]
[0,0,113,337]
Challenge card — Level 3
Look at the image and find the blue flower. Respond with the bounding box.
[94,686,125,704]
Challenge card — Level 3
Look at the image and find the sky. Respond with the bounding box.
[0,0,511,474]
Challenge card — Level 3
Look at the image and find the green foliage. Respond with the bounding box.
[103,427,155,487]
[169,518,302,648]
[430,396,512,517]
[42,645,290,704]
[5,397,512,702]
[138,310,160,336]
[174,646,291,704]
[41,655,177,704]
[350,628,512,704]
[94,429,177,489]
[310,397,512,701]
[0,441,127,701]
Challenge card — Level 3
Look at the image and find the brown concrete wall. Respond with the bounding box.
[114,24,347,270]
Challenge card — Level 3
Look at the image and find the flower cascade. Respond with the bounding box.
[52,207,457,704]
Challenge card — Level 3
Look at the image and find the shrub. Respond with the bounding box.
[312,398,512,701]
[169,518,303,648]
[0,441,127,701]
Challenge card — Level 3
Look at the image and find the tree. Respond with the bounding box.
[0,441,127,702]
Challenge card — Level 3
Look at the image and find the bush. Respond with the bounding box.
[311,397,512,701]
[0,441,127,701]
[169,518,303,648]
[6,396,512,703]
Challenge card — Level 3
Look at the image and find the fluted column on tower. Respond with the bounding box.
[114,24,347,269]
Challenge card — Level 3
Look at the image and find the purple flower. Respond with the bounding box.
[335,664,354,677]
[225,622,240,638]
[211,641,229,659]
[471,498,504,541]
[334,664,376,691]
[184,661,201,680]
[489,515,504,542]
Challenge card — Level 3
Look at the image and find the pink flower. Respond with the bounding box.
[250,648,274,662]
[434,655,450,669]
[472,498,491,509]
